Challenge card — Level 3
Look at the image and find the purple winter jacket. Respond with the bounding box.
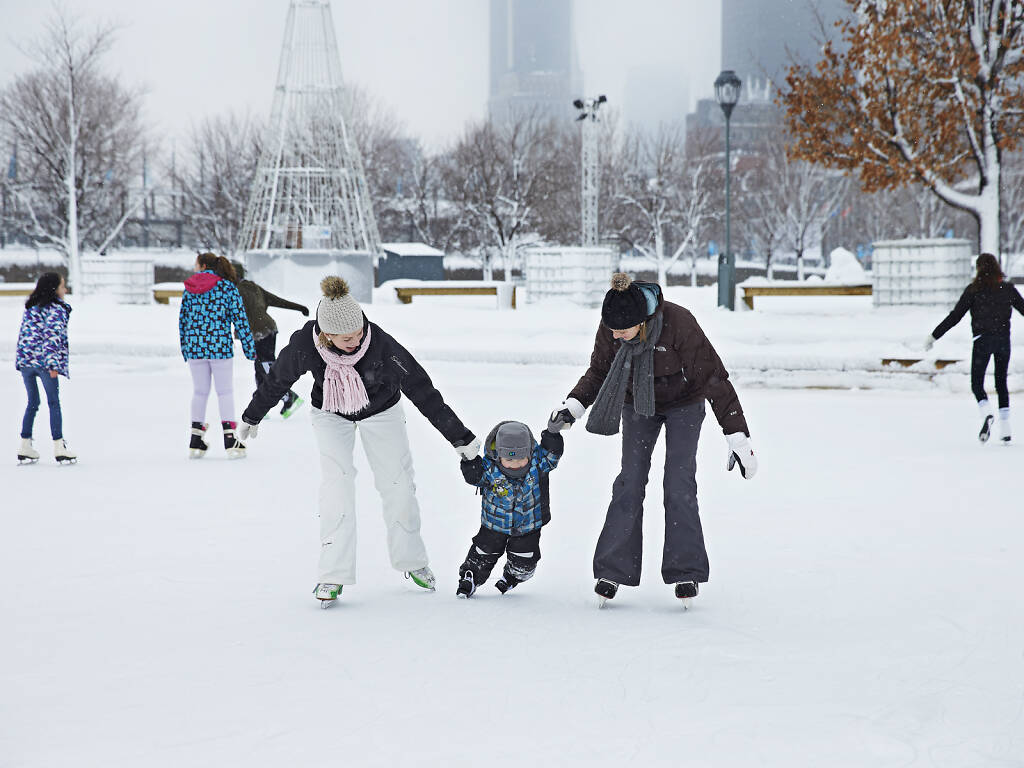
[16,301,72,378]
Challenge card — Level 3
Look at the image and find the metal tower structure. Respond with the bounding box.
[238,0,381,256]
[573,95,606,246]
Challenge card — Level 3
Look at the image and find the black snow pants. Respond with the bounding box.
[593,399,708,586]
[253,333,299,407]
[459,525,541,586]
[971,333,1011,409]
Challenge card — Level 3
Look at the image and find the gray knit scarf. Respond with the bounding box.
[585,310,664,436]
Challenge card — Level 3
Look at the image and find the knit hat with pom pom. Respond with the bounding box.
[316,276,363,335]
[601,273,650,330]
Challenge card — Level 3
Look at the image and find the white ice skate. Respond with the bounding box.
[405,566,436,591]
[314,583,342,608]
[53,439,76,465]
[17,438,39,464]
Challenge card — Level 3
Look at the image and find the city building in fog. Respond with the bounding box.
[623,66,689,133]
[488,0,583,122]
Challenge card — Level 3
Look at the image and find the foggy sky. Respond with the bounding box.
[0,0,720,149]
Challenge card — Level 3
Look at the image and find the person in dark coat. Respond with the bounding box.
[236,277,309,418]
[548,273,757,606]
[925,252,1024,443]
[455,418,564,598]
[238,276,479,605]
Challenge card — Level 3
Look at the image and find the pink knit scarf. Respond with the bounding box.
[314,325,372,414]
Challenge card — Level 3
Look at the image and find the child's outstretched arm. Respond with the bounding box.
[460,455,486,487]
[536,415,566,473]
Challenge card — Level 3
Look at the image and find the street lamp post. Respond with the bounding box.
[573,94,607,247]
[714,70,741,310]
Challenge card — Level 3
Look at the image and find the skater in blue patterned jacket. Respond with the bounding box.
[178,252,256,459]
[455,418,565,597]
[15,272,76,464]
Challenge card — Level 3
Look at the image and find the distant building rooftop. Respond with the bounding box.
[380,242,446,258]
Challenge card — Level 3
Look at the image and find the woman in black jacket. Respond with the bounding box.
[926,253,1024,443]
[239,277,479,606]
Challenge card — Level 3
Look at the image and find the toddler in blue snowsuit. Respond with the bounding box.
[456,418,565,597]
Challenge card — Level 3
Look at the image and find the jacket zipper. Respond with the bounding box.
[390,355,408,375]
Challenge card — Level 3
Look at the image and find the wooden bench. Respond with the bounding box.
[394,285,516,309]
[0,286,32,297]
[153,287,183,304]
[741,283,872,310]
[881,358,961,370]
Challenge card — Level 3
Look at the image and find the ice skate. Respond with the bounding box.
[999,408,1011,444]
[222,421,246,459]
[53,439,76,465]
[456,570,476,598]
[17,438,39,464]
[314,583,342,607]
[674,580,699,610]
[189,422,209,459]
[979,414,994,443]
[405,566,436,591]
[595,578,618,608]
[280,393,305,419]
[495,576,519,594]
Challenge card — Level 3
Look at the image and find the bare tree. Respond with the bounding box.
[445,113,559,281]
[171,112,263,256]
[0,10,145,291]
[611,122,721,286]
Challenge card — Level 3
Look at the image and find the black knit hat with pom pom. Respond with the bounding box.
[601,273,649,330]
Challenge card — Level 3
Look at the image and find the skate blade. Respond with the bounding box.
[318,599,337,609]
[679,597,693,610]
[189,449,207,459]
[226,448,246,459]
[55,457,77,465]
[597,596,609,609]
[17,456,39,464]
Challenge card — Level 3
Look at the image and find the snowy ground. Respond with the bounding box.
[3,299,1024,765]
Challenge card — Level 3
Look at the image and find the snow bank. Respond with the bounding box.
[825,247,869,283]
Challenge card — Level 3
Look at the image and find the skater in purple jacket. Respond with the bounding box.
[15,272,76,464]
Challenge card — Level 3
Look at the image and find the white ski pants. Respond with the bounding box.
[310,402,428,584]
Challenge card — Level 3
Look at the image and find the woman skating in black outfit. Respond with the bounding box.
[925,253,1024,443]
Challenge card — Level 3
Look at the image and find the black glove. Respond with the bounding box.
[301,306,310,317]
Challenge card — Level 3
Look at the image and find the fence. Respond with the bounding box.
[81,255,155,304]
[524,246,618,307]
[872,239,973,307]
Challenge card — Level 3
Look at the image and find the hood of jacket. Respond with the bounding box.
[634,281,663,318]
[184,271,222,294]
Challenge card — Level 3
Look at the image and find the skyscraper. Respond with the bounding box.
[488,0,583,122]
[722,0,847,93]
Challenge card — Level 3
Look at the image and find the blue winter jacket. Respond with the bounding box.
[461,424,563,536]
[178,271,256,361]
[16,301,72,377]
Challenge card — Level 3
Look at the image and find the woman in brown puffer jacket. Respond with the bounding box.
[549,273,757,606]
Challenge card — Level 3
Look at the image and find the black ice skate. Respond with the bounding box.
[979,414,994,443]
[456,570,476,598]
[222,421,246,459]
[674,581,699,609]
[189,422,209,459]
[495,575,519,594]
[595,578,618,608]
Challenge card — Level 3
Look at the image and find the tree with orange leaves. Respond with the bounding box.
[782,0,1024,263]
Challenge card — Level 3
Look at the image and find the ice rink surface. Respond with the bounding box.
[2,348,1022,767]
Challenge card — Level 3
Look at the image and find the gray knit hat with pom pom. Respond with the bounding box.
[316,276,363,334]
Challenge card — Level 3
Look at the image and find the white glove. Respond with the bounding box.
[549,397,586,431]
[454,437,481,461]
[238,422,259,441]
[726,433,757,479]
[923,334,935,351]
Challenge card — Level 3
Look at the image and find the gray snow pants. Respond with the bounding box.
[593,400,708,586]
